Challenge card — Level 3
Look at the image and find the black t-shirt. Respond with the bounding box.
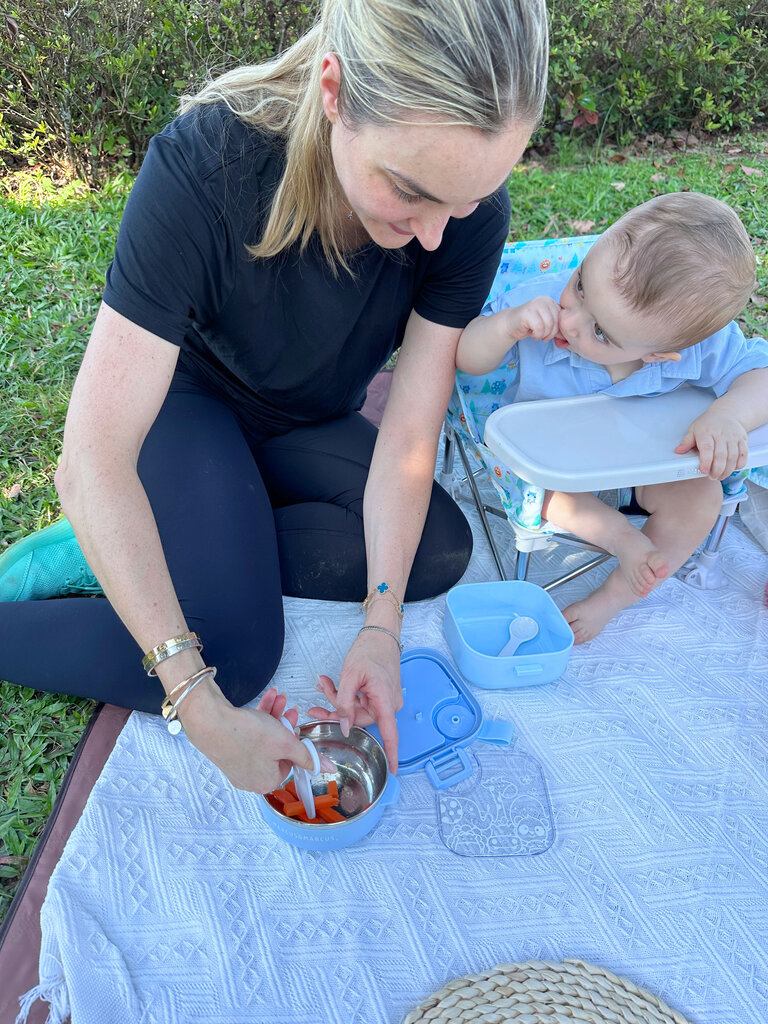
[103,104,511,439]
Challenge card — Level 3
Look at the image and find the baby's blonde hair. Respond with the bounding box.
[181,0,548,268]
[606,192,756,349]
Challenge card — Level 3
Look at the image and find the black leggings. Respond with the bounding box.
[0,373,472,712]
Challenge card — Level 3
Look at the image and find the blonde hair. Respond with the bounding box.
[606,192,756,348]
[181,0,548,268]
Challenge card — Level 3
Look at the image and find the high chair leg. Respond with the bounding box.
[439,426,457,490]
[679,502,736,590]
[679,518,728,589]
[541,552,613,592]
[453,432,508,580]
[702,510,729,555]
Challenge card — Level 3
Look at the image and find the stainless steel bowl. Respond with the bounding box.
[262,721,390,829]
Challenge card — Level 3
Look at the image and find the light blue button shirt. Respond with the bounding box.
[484,271,768,406]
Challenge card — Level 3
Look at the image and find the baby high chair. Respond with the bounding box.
[441,236,768,590]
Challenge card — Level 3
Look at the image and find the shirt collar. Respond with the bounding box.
[541,338,702,378]
[658,343,702,379]
[542,341,577,366]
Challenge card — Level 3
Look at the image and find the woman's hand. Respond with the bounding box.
[308,629,403,772]
[180,683,314,793]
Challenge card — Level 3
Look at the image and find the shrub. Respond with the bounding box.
[548,0,768,142]
[1,0,767,179]
[0,0,312,181]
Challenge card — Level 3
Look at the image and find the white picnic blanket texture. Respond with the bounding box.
[20,491,768,1024]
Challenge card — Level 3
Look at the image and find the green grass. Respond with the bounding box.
[0,171,131,920]
[1,132,767,923]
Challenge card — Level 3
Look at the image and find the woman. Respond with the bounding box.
[0,0,548,791]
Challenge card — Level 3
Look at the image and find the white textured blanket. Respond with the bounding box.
[20,496,768,1024]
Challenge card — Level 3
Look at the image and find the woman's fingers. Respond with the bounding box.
[282,705,300,729]
[315,674,356,734]
[256,687,296,725]
[315,674,338,702]
[374,704,399,774]
[306,703,338,721]
[256,686,278,716]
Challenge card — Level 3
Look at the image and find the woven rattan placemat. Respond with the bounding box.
[403,959,693,1024]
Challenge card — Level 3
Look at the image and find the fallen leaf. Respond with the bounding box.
[723,164,737,173]
[650,172,666,182]
[750,293,768,308]
[610,181,626,191]
[566,219,596,233]
[4,14,17,43]
[3,483,21,500]
[0,855,29,868]
[609,153,628,163]
[741,165,763,177]
[727,147,743,154]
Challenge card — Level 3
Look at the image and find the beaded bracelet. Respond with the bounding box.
[142,631,202,676]
[360,582,404,619]
[357,624,404,653]
[163,667,218,735]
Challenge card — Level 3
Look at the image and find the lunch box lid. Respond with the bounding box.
[367,647,514,789]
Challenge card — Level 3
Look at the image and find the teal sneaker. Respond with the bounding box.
[0,518,103,601]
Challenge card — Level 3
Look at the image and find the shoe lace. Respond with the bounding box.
[63,565,102,594]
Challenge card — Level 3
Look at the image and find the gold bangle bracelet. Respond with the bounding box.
[142,631,203,676]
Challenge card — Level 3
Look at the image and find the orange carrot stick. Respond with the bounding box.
[271,788,295,808]
[317,807,345,823]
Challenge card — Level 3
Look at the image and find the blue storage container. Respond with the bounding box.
[443,580,573,689]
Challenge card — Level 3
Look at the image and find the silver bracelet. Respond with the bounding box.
[357,625,404,653]
[164,667,217,735]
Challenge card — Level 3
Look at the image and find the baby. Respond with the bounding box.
[457,192,768,642]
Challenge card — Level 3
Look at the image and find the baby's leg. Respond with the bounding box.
[563,476,723,644]
[543,490,668,597]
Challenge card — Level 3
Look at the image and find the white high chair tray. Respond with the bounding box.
[484,386,768,491]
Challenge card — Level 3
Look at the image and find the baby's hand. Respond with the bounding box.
[505,296,561,344]
[675,408,749,479]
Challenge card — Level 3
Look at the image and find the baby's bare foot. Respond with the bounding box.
[564,587,625,644]
[610,526,669,597]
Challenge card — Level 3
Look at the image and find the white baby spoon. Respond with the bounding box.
[281,716,321,818]
[498,615,539,657]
